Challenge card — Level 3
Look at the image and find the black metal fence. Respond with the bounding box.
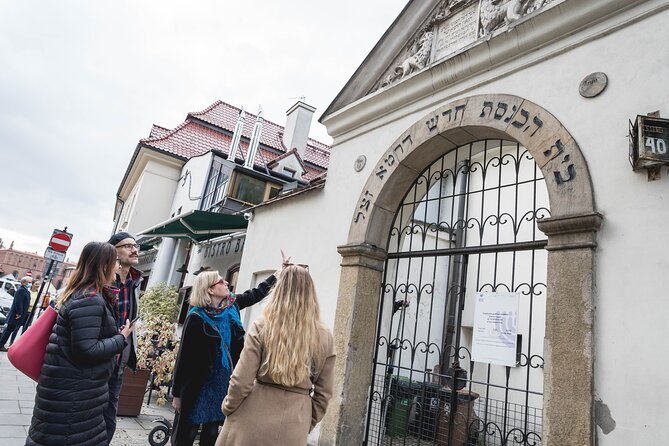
[365,140,547,446]
[368,374,543,446]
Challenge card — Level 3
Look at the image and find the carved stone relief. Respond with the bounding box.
[371,0,557,93]
[479,0,554,37]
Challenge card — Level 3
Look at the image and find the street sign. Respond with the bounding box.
[49,230,73,252]
[44,247,66,263]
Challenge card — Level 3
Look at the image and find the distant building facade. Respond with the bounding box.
[0,248,75,289]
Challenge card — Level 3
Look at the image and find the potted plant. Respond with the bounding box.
[118,282,180,416]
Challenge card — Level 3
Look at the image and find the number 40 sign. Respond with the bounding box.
[645,136,667,155]
[630,115,669,170]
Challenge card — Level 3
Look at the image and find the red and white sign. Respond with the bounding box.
[49,231,72,252]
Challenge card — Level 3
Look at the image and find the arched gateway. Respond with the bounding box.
[320,95,602,446]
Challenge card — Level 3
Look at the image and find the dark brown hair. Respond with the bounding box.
[58,242,118,305]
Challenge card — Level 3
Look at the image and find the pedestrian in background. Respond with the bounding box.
[37,291,51,317]
[26,241,135,446]
[170,266,279,446]
[105,231,143,443]
[0,276,32,351]
[215,263,335,446]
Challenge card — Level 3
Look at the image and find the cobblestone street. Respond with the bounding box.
[0,350,173,446]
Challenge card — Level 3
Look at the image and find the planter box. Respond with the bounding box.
[117,368,151,417]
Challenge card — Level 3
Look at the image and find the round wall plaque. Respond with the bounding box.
[354,155,367,172]
[579,72,608,98]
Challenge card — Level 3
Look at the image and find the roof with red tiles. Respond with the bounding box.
[188,101,330,169]
[139,119,323,181]
[149,124,171,139]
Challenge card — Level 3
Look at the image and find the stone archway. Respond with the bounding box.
[319,94,602,446]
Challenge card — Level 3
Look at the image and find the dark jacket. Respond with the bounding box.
[26,290,126,446]
[7,285,30,326]
[114,267,143,371]
[171,274,276,422]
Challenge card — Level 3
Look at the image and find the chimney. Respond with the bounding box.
[228,107,245,162]
[244,107,264,169]
[282,101,316,158]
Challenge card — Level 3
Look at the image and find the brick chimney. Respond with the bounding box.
[282,101,316,158]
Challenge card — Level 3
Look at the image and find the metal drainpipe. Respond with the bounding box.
[441,159,470,375]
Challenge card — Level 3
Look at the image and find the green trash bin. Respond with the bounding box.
[385,376,414,437]
[388,396,411,436]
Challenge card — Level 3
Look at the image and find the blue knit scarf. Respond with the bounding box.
[188,302,243,371]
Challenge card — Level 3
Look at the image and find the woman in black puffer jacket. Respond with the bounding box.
[26,242,135,446]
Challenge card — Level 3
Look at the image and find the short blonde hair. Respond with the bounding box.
[189,270,220,308]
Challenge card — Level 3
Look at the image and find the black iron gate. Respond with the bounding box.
[365,140,548,446]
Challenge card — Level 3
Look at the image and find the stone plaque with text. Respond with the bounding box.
[433,4,479,62]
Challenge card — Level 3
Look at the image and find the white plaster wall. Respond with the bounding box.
[169,152,212,216]
[151,153,212,288]
[272,155,306,178]
[240,5,669,444]
[462,12,669,445]
[126,159,180,236]
[236,188,345,329]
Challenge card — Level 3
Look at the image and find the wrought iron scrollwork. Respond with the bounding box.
[366,140,547,445]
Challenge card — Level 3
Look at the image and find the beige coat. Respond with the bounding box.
[215,318,335,446]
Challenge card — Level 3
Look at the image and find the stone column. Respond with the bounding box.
[146,237,176,287]
[537,212,603,446]
[319,243,387,446]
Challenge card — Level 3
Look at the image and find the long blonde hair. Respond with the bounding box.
[259,265,323,386]
[58,242,118,305]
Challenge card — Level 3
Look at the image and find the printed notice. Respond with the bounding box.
[471,292,519,367]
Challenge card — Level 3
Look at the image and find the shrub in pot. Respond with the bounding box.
[135,282,180,406]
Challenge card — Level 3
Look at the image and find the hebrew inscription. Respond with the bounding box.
[375,135,413,180]
[480,101,544,137]
[354,190,374,223]
[426,104,467,133]
[354,95,582,225]
[543,139,576,185]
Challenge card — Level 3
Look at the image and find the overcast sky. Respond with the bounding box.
[0,0,407,261]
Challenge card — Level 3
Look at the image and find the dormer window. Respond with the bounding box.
[283,167,297,178]
[227,171,282,206]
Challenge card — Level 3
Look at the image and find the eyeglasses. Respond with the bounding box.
[117,243,139,251]
[283,263,309,270]
[211,278,227,287]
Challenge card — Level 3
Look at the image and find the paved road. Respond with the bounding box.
[0,350,174,446]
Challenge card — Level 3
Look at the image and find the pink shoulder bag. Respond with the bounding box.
[7,306,57,382]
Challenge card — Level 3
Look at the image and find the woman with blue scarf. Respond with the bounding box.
[170,268,278,446]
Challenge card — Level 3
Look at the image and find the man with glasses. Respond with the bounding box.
[105,232,143,443]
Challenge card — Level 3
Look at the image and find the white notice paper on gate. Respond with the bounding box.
[471,292,519,367]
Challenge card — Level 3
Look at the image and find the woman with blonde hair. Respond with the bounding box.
[170,265,279,446]
[215,264,336,446]
[26,242,134,446]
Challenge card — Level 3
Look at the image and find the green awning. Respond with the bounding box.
[138,210,248,243]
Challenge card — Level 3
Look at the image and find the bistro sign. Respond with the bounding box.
[202,235,245,259]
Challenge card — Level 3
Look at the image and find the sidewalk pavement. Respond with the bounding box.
[0,350,174,446]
